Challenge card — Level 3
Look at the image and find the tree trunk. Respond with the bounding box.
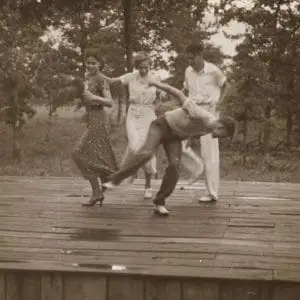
[123,0,133,113]
[286,109,293,150]
[258,128,263,151]
[12,121,21,161]
[262,0,282,154]
[123,0,133,73]
[11,87,21,160]
[242,116,247,165]
[285,37,296,150]
[79,9,87,78]
[262,104,271,154]
[48,96,54,117]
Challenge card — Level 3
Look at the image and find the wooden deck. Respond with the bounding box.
[1,176,300,299]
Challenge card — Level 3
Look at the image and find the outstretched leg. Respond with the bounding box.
[104,122,163,187]
[142,155,157,199]
[120,147,137,184]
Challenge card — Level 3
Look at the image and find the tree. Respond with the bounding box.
[224,51,275,159]
[0,49,38,160]
[123,0,134,72]
[215,0,300,152]
[10,0,226,127]
[124,0,225,88]
[0,6,43,160]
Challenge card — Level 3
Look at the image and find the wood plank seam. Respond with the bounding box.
[62,273,66,300]
[106,275,109,300]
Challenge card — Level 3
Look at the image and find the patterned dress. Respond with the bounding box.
[73,72,118,181]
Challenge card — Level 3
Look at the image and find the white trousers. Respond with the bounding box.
[181,141,204,183]
[121,104,157,174]
[181,103,220,199]
[181,134,220,199]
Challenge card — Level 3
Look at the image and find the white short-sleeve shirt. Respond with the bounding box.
[183,61,227,106]
[119,71,157,105]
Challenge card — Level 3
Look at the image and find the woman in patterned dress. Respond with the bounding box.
[72,50,118,206]
[97,52,158,199]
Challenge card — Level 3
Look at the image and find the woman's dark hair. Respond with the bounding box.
[218,116,237,139]
[133,51,151,68]
[186,43,204,55]
[85,48,105,70]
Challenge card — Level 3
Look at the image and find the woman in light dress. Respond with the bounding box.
[98,52,158,199]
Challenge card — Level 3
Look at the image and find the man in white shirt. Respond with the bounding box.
[181,43,230,202]
[103,79,235,216]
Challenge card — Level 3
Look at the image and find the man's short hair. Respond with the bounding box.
[186,43,204,55]
[219,116,236,139]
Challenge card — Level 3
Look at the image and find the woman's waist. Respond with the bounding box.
[128,102,154,107]
[128,104,155,114]
[127,105,156,119]
[86,107,107,118]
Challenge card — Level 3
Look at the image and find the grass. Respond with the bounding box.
[0,105,300,183]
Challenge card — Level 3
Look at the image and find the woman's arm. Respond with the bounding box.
[83,89,113,107]
[98,72,121,85]
[149,80,187,105]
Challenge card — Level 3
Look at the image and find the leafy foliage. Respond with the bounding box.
[215,0,300,152]
[1,0,300,163]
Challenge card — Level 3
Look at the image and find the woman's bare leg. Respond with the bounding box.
[72,151,103,205]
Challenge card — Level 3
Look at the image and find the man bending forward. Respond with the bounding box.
[103,80,235,216]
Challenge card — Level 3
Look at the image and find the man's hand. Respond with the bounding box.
[185,137,198,149]
[195,95,215,106]
[185,138,193,149]
[74,98,82,110]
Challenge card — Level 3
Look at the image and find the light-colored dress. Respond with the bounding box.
[119,71,157,174]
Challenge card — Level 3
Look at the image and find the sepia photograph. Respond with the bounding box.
[0,0,300,299]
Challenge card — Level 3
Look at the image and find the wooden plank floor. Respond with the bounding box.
[1,176,300,283]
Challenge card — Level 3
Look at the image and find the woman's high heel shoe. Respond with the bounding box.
[82,195,104,207]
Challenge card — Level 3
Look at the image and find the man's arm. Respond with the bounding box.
[182,99,215,125]
[149,80,187,105]
[219,81,230,102]
[215,80,230,112]
[182,67,190,96]
[150,79,214,124]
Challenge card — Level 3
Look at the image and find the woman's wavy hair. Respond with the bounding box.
[133,51,152,69]
[85,48,105,70]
